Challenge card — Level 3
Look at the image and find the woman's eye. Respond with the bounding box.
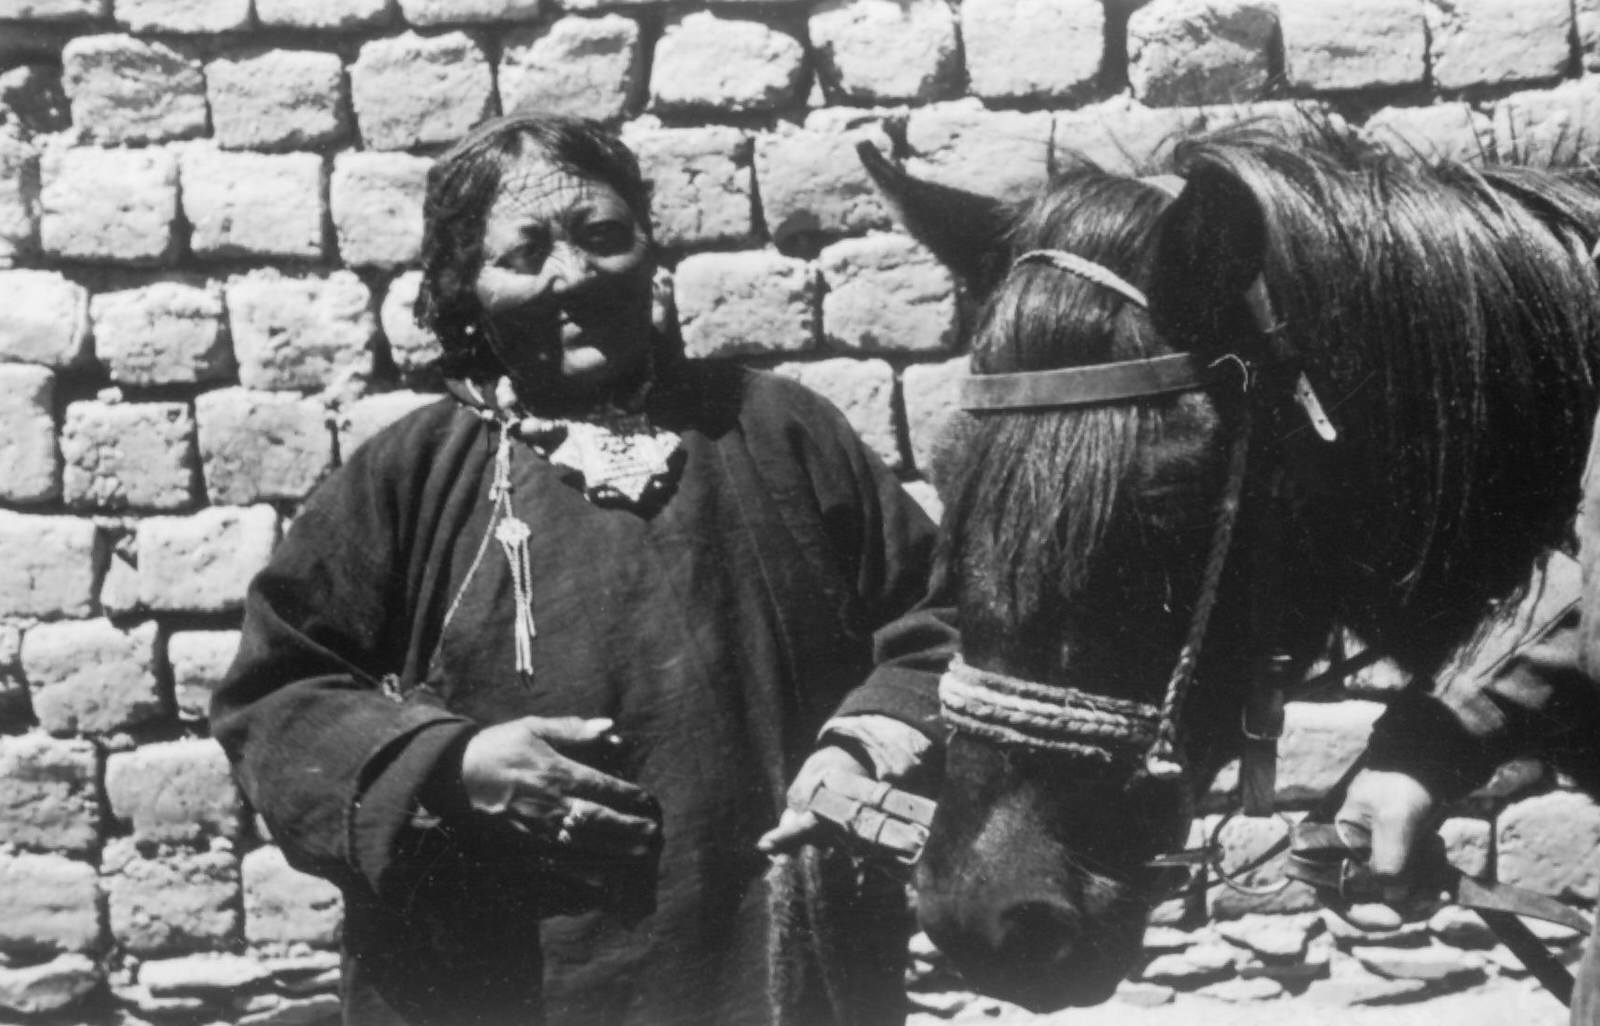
[581,221,636,255]
[498,244,548,274]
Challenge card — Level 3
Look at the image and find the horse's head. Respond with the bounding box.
[866,141,1274,1007]
[868,117,1600,1009]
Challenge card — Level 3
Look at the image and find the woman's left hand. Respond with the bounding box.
[756,745,873,855]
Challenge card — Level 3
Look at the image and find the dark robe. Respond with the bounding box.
[211,362,949,1026]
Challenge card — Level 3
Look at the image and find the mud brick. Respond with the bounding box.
[90,277,233,386]
[620,124,752,248]
[39,145,179,264]
[498,15,644,122]
[807,0,959,104]
[181,148,326,262]
[349,31,494,151]
[226,269,376,392]
[196,388,335,505]
[960,0,1102,101]
[60,34,206,145]
[0,851,101,953]
[60,399,198,512]
[0,512,98,619]
[22,618,163,736]
[0,364,60,504]
[106,738,243,846]
[102,839,241,955]
[649,11,807,115]
[1129,0,1277,105]
[1278,0,1427,91]
[816,233,957,355]
[136,505,279,614]
[330,151,430,269]
[0,734,100,855]
[206,47,349,152]
[674,250,817,358]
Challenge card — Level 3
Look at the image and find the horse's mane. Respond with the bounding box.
[1155,121,1600,666]
[935,167,1210,678]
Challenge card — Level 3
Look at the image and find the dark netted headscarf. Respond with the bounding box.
[414,112,653,381]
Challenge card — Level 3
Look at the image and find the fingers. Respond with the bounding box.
[524,716,616,748]
[756,809,821,855]
[1333,768,1439,904]
[545,795,661,859]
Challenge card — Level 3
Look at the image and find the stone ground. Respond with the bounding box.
[912,977,1570,1026]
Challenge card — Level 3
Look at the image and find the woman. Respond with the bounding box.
[212,113,950,1026]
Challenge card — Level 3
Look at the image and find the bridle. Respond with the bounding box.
[942,245,1340,894]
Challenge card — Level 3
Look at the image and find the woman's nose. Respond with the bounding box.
[533,241,593,300]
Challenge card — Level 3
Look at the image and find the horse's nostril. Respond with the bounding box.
[996,901,1078,968]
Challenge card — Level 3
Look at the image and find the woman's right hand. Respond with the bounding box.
[460,715,660,860]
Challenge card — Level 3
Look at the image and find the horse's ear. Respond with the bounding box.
[1149,161,1267,351]
[857,140,1013,297]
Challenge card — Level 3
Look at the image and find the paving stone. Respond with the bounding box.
[1277,0,1428,92]
[1128,0,1276,106]
[330,151,428,270]
[1427,0,1571,91]
[254,0,391,28]
[903,102,1053,203]
[197,389,334,505]
[349,31,494,151]
[960,0,1102,102]
[1497,789,1600,903]
[90,278,233,386]
[621,124,752,248]
[137,505,279,614]
[817,233,956,356]
[0,127,39,267]
[0,512,98,619]
[0,64,70,134]
[674,250,816,358]
[60,34,206,145]
[1351,940,1486,984]
[226,269,376,393]
[181,149,325,262]
[901,356,965,481]
[378,271,442,375]
[1138,939,1238,984]
[237,992,343,1025]
[144,953,272,992]
[115,0,250,32]
[1214,912,1319,962]
[1427,903,1498,948]
[650,11,807,115]
[106,738,242,846]
[1363,102,1493,162]
[772,358,898,470]
[0,364,59,504]
[0,0,106,19]
[397,0,540,24]
[23,618,163,735]
[242,845,342,947]
[206,47,349,152]
[1116,980,1175,1006]
[807,0,959,104]
[1305,951,1429,1005]
[754,119,893,244]
[0,953,99,1016]
[0,734,99,855]
[1492,76,1600,165]
[0,269,87,367]
[0,851,101,953]
[1194,974,1284,1001]
[39,145,179,264]
[102,839,240,955]
[167,629,239,723]
[338,390,440,457]
[61,400,197,512]
[1276,699,1383,803]
[498,15,644,122]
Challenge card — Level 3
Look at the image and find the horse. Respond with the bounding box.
[861,118,1600,1009]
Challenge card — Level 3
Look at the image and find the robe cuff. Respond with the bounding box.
[820,714,932,783]
[351,718,477,896]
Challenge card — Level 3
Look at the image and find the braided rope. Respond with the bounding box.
[939,656,1160,763]
[1144,407,1254,778]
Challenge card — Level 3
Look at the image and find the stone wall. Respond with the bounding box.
[2,0,1600,1021]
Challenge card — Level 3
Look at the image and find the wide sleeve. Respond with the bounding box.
[210,413,475,893]
[1365,548,1600,798]
[753,373,958,738]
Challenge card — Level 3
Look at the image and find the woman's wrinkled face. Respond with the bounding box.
[473,154,655,402]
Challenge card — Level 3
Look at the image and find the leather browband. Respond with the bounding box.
[959,352,1218,412]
